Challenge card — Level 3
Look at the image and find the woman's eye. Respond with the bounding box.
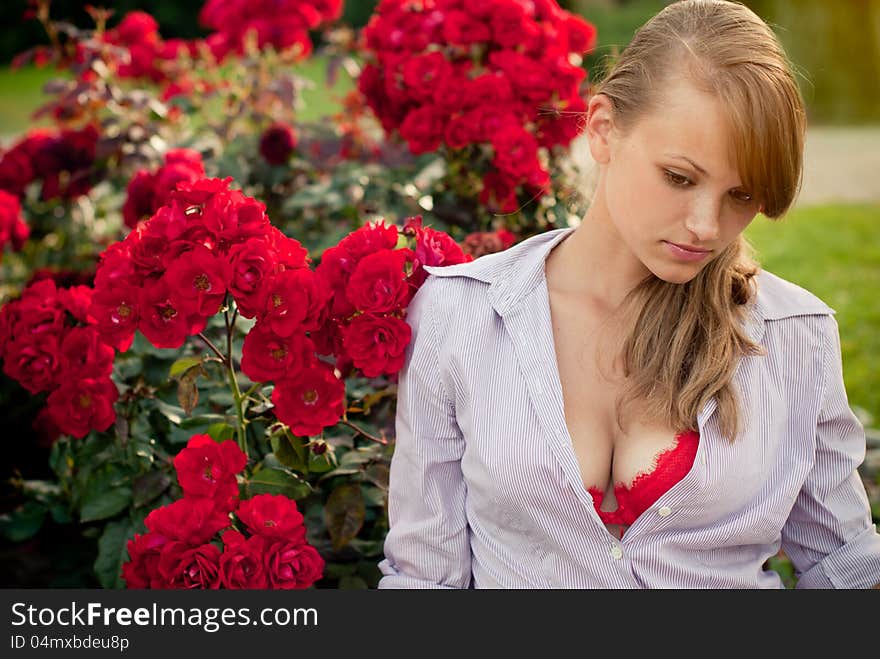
[663,170,691,187]
[731,190,754,204]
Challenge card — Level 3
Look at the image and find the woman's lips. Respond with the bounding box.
[663,241,712,262]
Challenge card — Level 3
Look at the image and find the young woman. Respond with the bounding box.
[378,0,880,588]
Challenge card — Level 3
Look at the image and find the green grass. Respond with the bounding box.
[0,65,61,137]
[745,204,880,425]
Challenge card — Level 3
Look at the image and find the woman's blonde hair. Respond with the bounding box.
[589,0,807,441]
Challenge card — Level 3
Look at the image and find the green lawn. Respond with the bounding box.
[745,204,880,426]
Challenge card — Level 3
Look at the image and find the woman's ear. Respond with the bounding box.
[585,94,616,165]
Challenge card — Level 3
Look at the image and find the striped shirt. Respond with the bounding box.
[377,227,880,588]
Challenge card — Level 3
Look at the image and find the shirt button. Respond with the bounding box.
[610,546,623,560]
[658,506,672,517]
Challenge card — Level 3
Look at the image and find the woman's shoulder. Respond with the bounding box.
[753,268,836,321]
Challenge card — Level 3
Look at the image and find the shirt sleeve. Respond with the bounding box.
[377,277,472,588]
[781,314,880,588]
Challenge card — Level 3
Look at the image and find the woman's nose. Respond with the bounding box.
[685,200,722,243]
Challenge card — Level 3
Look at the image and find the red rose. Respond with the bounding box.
[227,238,278,318]
[0,147,35,197]
[259,122,297,166]
[490,2,541,50]
[479,170,519,213]
[346,248,413,313]
[399,105,446,155]
[271,362,345,437]
[145,497,231,545]
[402,52,453,102]
[0,190,29,256]
[219,530,268,589]
[173,435,246,505]
[90,284,139,352]
[235,494,307,542]
[58,326,115,380]
[491,127,540,179]
[57,285,95,324]
[113,11,160,46]
[341,313,412,378]
[164,244,231,317]
[169,177,233,208]
[565,13,598,54]
[241,323,315,383]
[122,532,169,589]
[46,376,118,439]
[264,540,324,589]
[201,189,269,246]
[259,268,330,337]
[3,336,62,394]
[442,9,492,46]
[266,226,309,270]
[409,227,471,288]
[138,277,207,349]
[157,541,222,590]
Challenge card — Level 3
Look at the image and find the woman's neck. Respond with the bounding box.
[545,186,653,312]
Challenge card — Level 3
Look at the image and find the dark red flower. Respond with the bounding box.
[346,248,413,313]
[164,244,232,317]
[235,494,306,542]
[122,532,170,589]
[259,268,331,337]
[3,336,62,394]
[46,376,118,439]
[259,122,297,165]
[271,362,345,437]
[227,238,278,318]
[241,323,315,383]
[219,530,268,589]
[145,497,231,545]
[157,541,222,590]
[341,313,412,378]
[173,435,246,505]
[138,277,207,349]
[58,326,115,380]
[264,539,324,589]
[0,190,29,257]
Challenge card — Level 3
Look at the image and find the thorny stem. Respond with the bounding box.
[340,419,388,446]
[197,332,227,364]
[224,301,248,457]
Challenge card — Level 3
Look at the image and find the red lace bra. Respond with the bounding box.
[587,429,699,528]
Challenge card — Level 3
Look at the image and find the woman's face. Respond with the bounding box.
[592,78,762,284]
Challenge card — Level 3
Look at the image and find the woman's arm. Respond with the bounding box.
[781,314,880,588]
[377,278,472,588]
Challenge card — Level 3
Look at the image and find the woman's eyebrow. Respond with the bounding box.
[664,153,709,176]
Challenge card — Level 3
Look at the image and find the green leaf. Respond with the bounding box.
[324,484,365,551]
[0,501,47,542]
[94,519,133,589]
[178,413,228,429]
[206,422,236,442]
[308,450,335,474]
[132,470,172,508]
[270,431,307,472]
[169,357,204,379]
[364,464,390,491]
[245,467,312,500]
[209,391,235,408]
[155,399,185,425]
[79,476,132,522]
